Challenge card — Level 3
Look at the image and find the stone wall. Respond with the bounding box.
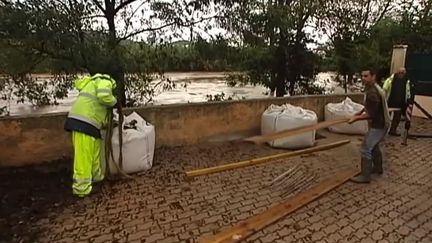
[0,94,363,167]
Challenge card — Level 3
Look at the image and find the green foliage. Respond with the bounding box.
[13,75,74,106]
[0,73,75,116]
[0,76,13,116]
[1,0,431,116]
[319,0,432,86]
[396,0,432,53]
[121,36,245,73]
[219,0,323,96]
[0,0,229,111]
[225,46,274,90]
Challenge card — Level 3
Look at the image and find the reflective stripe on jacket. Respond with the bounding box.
[67,74,117,129]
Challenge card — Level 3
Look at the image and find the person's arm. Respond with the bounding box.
[348,112,370,124]
[96,79,117,107]
[382,75,392,96]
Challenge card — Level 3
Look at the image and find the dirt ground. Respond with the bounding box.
[0,117,431,243]
[0,160,71,242]
[0,140,286,242]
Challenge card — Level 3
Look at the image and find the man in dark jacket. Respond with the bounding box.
[349,68,390,183]
[383,67,412,136]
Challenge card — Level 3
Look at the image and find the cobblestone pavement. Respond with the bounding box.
[1,118,432,243]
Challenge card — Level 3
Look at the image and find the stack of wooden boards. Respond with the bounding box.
[185,118,359,242]
[188,105,417,242]
[199,170,358,243]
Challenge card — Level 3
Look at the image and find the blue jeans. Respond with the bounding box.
[360,128,387,160]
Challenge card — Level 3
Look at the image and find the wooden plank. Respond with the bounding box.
[414,101,432,119]
[245,118,349,144]
[244,118,350,144]
[186,140,350,177]
[412,95,432,118]
[245,109,400,145]
[199,169,358,243]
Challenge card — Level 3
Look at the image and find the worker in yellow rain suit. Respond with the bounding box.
[64,74,117,197]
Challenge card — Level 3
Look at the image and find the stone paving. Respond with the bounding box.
[1,118,432,243]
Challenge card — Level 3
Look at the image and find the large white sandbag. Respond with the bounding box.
[325,97,368,135]
[261,104,287,137]
[109,112,155,175]
[261,104,317,149]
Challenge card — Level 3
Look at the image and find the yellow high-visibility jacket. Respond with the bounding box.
[67,74,117,130]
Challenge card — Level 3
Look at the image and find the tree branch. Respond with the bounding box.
[32,42,74,63]
[323,26,336,46]
[121,0,148,35]
[117,15,217,43]
[0,0,12,5]
[92,0,106,14]
[81,14,106,19]
[114,0,138,14]
[361,0,372,29]
[129,0,147,19]
[420,1,432,23]
[372,0,392,26]
[52,0,72,14]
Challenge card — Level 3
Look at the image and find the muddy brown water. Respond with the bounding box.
[0,72,341,117]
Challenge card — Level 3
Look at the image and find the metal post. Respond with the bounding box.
[402,80,415,145]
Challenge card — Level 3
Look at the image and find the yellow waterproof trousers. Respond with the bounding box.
[72,131,104,197]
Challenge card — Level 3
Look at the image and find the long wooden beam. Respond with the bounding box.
[409,132,432,138]
[199,169,358,243]
[185,140,350,177]
[244,109,401,145]
[244,118,350,144]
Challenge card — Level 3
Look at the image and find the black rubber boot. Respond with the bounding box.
[372,147,383,175]
[350,158,372,183]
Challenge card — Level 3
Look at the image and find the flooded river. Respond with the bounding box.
[1,72,345,117]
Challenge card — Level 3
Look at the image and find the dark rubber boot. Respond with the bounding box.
[372,147,383,175]
[350,158,372,183]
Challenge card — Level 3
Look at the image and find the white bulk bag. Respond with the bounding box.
[109,112,155,175]
[325,97,368,135]
[261,104,317,149]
